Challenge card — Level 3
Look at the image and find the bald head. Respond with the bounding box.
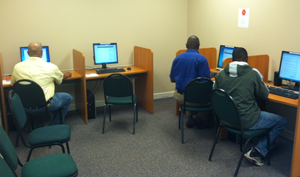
[186,35,200,50]
[28,42,43,57]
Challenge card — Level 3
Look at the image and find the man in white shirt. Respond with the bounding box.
[11,42,73,127]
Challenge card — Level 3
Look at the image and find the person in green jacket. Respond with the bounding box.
[214,47,287,166]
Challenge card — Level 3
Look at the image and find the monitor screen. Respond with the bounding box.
[93,43,118,69]
[279,51,300,83]
[20,46,50,62]
[217,45,236,68]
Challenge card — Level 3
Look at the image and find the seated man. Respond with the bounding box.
[11,42,73,127]
[170,35,211,128]
[214,47,287,166]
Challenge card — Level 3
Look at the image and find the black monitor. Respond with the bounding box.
[93,43,118,69]
[217,45,236,68]
[279,51,300,90]
[20,46,50,62]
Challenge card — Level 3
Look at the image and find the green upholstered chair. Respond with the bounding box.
[8,90,71,162]
[0,156,16,177]
[12,79,63,147]
[0,126,78,177]
[179,77,213,143]
[208,89,270,177]
[102,73,138,134]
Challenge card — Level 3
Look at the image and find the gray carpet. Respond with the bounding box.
[9,98,292,176]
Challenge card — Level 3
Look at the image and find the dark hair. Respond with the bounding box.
[232,47,248,61]
[186,35,200,50]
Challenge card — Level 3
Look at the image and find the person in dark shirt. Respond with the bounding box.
[170,35,211,128]
[214,47,287,166]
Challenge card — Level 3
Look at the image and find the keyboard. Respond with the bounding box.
[267,86,299,99]
[96,68,125,74]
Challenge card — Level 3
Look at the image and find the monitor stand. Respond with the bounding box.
[102,64,107,69]
[293,82,300,91]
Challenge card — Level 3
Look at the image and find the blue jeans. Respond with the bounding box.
[25,92,73,127]
[248,111,287,156]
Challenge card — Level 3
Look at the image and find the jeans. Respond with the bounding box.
[25,92,73,127]
[248,111,287,156]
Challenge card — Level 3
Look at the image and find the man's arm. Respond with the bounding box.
[254,72,269,100]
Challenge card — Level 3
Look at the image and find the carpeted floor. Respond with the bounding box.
[9,98,292,176]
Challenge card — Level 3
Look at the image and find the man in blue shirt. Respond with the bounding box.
[170,35,211,128]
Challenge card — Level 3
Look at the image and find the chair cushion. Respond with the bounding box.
[21,153,78,177]
[107,95,137,104]
[225,126,270,138]
[182,105,212,112]
[28,125,71,145]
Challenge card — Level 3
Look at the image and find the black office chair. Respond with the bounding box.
[12,79,63,126]
[102,74,138,134]
[179,77,213,143]
[8,90,71,162]
[0,126,78,177]
[208,89,271,177]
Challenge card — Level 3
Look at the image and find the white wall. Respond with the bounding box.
[188,0,300,81]
[0,0,188,95]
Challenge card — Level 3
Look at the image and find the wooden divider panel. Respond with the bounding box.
[222,55,269,82]
[176,48,217,69]
[134,46,154,114]
[73,49,88,124]
[0,54,8,132]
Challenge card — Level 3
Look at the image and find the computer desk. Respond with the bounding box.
[0,46,154,134]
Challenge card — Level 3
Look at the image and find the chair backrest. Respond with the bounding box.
[184,77,213,106]
[103,74,134,101]
[0,126,19,171]
[8,90,28,131]
[211,89,244,132]
[12,79,47,109]
[0,156,15,177]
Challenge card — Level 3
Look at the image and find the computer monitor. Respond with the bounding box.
[93,43,118,69]
[20,46,50,62]
[279,51,300,90]
[217,45,236,68]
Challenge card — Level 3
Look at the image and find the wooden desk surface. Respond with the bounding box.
[2,70,83,88]
[85,66,148,80]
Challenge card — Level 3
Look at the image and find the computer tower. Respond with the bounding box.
[87,90,96,119]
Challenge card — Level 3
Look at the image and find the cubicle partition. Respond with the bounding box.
[0,54,8,133]
[222,55,270,82]
[176,48,217,69]
[134,46,154,114]
[72,49,88,124]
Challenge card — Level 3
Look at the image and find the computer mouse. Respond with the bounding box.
[127,67,131,70]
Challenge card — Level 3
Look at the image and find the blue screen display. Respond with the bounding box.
[279,51,300,83]
[20,46,50,62]
[93,43,118,65]
[217,45,236,68]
